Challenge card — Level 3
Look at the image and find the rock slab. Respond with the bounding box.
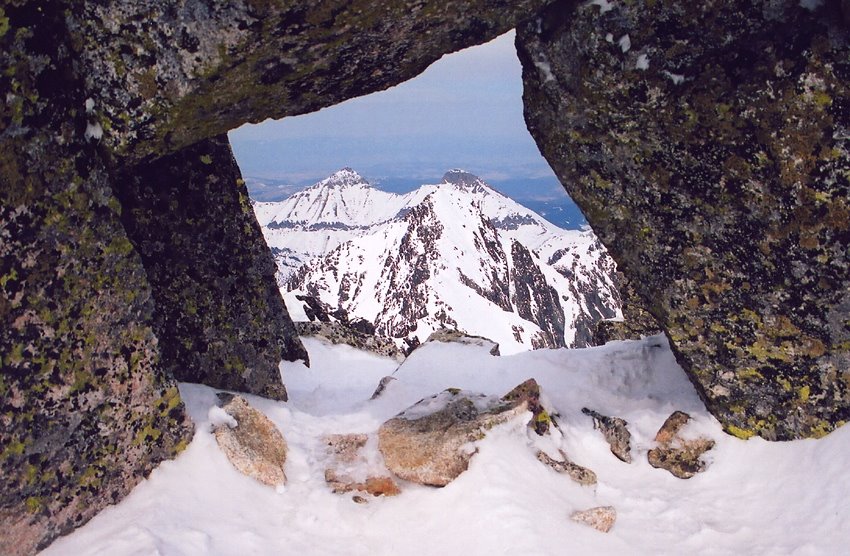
[378,386,531,486]
[582,407,633,463]
[213,394,287,487]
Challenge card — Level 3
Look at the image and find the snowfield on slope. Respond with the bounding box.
[44,337,850,556]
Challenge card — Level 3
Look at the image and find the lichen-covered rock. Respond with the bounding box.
[647,411,715,480]
[213,394,288,487]
[378,386,530,486]
[425,329,501,356]
[501,378,551,435]
[70,0,555,162]
[4,0,555,548]
[116,135,306,400]
[581,408,632,463]
[518,0,850,440]
[1,5,193,554]
[570,506,616,533]
[296,321,405,363]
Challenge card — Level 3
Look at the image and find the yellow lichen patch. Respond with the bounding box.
[737,367,763,381]
[798,385,811,403]
[725,424,755,440]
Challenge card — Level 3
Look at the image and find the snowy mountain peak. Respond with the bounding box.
[320,167,370,188]
[442,169,486,189]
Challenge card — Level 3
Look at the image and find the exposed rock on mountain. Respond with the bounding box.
[260,169,621,354]
[517,0,850,440]
[570,506,617,533]
[536,450,598,486]
[582,408,633,464]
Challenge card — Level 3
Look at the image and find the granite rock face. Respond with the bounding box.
[518,0,850,440]
[71,0,554,163]
[116,135,306,400]
[2,1,552,552]
[0,5,193,554]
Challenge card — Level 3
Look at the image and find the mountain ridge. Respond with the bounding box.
[255,168,621,354]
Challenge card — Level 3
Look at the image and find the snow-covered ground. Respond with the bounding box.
[44,337,850,555]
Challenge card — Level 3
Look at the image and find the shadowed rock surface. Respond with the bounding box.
[518,0,850,440]
[116,135,306,400]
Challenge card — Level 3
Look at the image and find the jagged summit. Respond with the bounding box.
[318,167,370,188]
[442,169,481,186]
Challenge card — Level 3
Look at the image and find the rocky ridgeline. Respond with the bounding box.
[274,169,621,353]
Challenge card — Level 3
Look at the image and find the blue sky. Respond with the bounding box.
[228,31,561,194]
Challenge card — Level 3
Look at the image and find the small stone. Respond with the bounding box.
[501,378,551,435]
[212,394,288,487]
[352,495,368,504]
[371,376,397,400]
[581,407,633,463]
[647,411,715,479]
[363,476,401,497]
[570,506,617,533]
[536,450,597,486]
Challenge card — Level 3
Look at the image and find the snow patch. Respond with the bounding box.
[84,98,95,114]
[535,59,556,83]
[662,70,684,84]
[84,122,103,142]
[618,34,631,53]
[208,406,237,429]
[587,0,615,14]
[635,54,650,70]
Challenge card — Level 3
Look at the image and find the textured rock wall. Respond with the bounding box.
[70,0,554,162]
[0,4,192,553]
[517,0,850,440]
[115,135,307,401]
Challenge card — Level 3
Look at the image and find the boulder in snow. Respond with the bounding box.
[582,407,633,463]
[212,394,288,487]
[648,411,715,479]
[378,384,532,486]
[570,506,617,533]
[536,450,597,486]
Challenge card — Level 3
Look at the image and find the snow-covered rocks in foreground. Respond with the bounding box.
[44,337,850,555]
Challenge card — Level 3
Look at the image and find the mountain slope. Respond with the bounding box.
[257,169,621,354]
